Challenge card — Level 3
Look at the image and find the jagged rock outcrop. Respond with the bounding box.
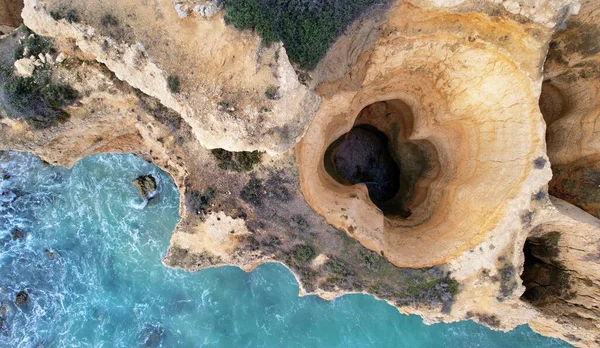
[0,0,598,347]
[298,1,554,268]
[525,197,600,344]
[132,175,157,200]
[542,0,600,220]
[22,0,320,154]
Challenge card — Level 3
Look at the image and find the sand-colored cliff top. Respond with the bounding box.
[0,0,599,346]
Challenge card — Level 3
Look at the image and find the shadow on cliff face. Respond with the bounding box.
[540,77,600,219]
[520,231,574,310]
[540,14,600,219]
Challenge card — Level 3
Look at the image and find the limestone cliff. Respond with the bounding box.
[0,0,599,347]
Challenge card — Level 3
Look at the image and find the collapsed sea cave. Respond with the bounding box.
[323,99,434,218]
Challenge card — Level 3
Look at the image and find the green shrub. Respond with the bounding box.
[223,0,383,69]
[359,248,382,271]
[101,14,119,27]
[186,188,215,218]
[28,36,54,56]
[265,86,279,100]
[167,75,180,94]
[65,9,80,23]
[1,67,79,128]
[292,244,315,264]
[50,8,79,23]
[241,177,264,205]
[41,83,78,108]
[326,258,350,280]
[211,149,262,172]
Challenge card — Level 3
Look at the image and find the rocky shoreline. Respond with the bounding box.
[0,0,599,346]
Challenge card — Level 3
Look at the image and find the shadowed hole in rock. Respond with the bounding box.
[539,81,568,128]
[323,100,434,217]
[520,231,574,310]
[540,79,600,218]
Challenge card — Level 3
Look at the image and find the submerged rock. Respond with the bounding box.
[43,248,59,260]
[132,175,157,200]
[140,324,165,348]
[15,290,28,305]
[10,228,26,240]
[0,302,6,335]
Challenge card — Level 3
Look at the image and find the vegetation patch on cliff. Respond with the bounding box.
[223,0,386,69]
[0,27,79,128]
[211,149,262,172]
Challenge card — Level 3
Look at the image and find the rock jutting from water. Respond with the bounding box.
[132,174,157,201]
[14,290,28,306]
[0,0,599,346]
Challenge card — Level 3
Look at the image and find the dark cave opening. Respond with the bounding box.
[323,100,433,218]
[520,232,572,308]
[328,125,401,203]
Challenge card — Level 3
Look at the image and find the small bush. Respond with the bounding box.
[290,214,309,232]
[50,10,63,21]
[41,83,78,108]
[218,99,235,112]
[65,9,80,23]
[292,244,315,264]
[167,75,181,94]
[241,177,264,205]
[359,249,382,271]
[533,157,547,169]
[4,76,37,111]
[211,149,262,172]
[186,188,215,218]
[25,35,54,57]
[101,14,119,27]
[50,8,79,23]
[265,86,279,100]
[326,258,354,281]
[265,173,291,202]
[497,263,517,300]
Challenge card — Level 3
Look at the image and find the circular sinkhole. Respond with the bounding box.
[323,100,433,218]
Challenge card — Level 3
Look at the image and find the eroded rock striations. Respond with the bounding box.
[0,0,599,346]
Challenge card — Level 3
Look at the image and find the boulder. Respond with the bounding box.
[174,3,190,18]
[13,57,35,77]
[132,175,157,200]
[44,248,58,259]
[193,1,223,18]
[140,324,165,348]
[10,228,26,240]
[15,290,28,305]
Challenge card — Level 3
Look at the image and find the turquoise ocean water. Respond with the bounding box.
[0,152,570,347]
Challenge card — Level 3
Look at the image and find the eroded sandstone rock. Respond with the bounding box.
[298,2,553,268]
[1,0,599,347]
[132,174,157,200]
[21,0,320,154]
[542,0,600,220]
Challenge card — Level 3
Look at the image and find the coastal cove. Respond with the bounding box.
[0,152,570,347]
